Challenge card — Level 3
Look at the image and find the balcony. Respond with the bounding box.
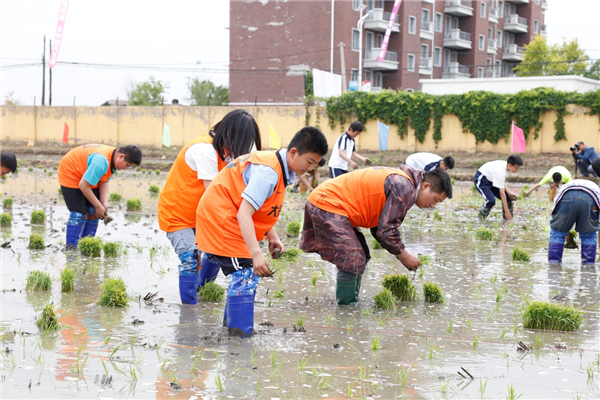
[443,29,472,50]
[422,0,435,4]
[502,44,525,62]
[364,48,399,70]
[419,57,433,75]
[506,0,529,4]
[364,9,400,33]
[442,62,470,79]
[542,0,548,9]
[486,68,496,78]
[444,0,473,17]
[541,24,547,36]
[487,38,498,54]
[420,20,434,40]
[504,14,528,33]
[489,7,499,23]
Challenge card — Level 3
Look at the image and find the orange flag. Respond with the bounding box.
[62,122,69,144]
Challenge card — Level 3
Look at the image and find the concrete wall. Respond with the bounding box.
[1,105,598,154]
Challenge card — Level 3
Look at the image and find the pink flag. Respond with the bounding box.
[511,121,526,153]
[376,0,402,62]
[49,0,70,69]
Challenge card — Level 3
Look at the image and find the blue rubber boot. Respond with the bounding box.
[81,207,99,238]
[548,229,567,263]
[199,253,221,287]
[226,294,255,338]
[66,211,84,248]
[178,250,199,305]
[580,232,597,264]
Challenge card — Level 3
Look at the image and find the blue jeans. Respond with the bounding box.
[166,228,197,256]
[550,190,600,233]
[577,159,598,178]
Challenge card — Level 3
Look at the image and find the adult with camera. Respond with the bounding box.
[571,141,599,178]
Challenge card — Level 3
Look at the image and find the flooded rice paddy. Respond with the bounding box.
[1,168,599,399]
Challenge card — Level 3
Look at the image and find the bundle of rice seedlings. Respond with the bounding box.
[522,300,583,331]
[97,277,129,308]
[109,192,122,202]
[0,213,12,227]
[103,242,121,257]
[3,198,13,208]
[28,233,45,249]
[371,238,382,249]
[126,198,142,211]
[418,254,432,265]
[61,267,75,292]
[423,282,444,303]
[564,230,578,249]
[149,185,160,194]
[79,237,102,257]
[512,247,531,262]
[433,210,442,222]
[30,210,46,224]
[475,227,493,241]
[286,221,300,236]
[451,178,456,186]
[278,248,302,263]
[382,274,417,301]
[36,304,60,331]
[199,281,225,302]
[373,288,396,310]
[155,169,161,175]
[26,270,52,291]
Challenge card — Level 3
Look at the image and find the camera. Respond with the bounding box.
[570,144,580,152]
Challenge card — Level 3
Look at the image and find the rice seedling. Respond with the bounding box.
[451,178,456,185]
[103,241,121,257]
[278,248,302,263]
[446,320,453,332]
[296,315,305,327]
[48,171,52,176]
[475,227,493,241]
[26,270,52,291]
[373,288,396,310]
[36,304,60,331]
[28,233,45,250]
[97,277,129,308]
[472,334,482,347]
[149,185,160,194]
[398,364,413,386]
[3,198,13,208]
[109,192,122,201]
[198,281,225,302]
[423,282,444,303]
[371,336,381,350]
[28,167,33,172]
[512,247,531,262]
[565,229,578,248]
[371,238,382,249]
[478,378,488,398]
[382,274,417,301]
[418,254,432,265]
[490,273,498,284]
[521,300,583,331]
[57,187,62,195]
[126,198,142,211]
[272,290,285,299]
[506,384,523,400]
[310,272,318,286]
[30,209,46,224]
[79,237,102,257]
[142,169,147,174]
[0,213,12,227]
[286,221,300,236]
[155,169,160,175]
[61,267,75,292]
[433,210,442,221]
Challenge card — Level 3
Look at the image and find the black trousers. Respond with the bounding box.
[61,186,99,214]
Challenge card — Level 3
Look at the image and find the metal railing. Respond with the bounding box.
[443,62,470,75]
[489,7,498,18]
[504,43,526,54]
[365,48,398,62]
[486,68,495,78]
[445,29,471,41]
[445,0,473,8]
[366,9,400,24]
[421,20,433,31]
[420,57,432,68]
[488,39,497,48]
[508,14,527,25]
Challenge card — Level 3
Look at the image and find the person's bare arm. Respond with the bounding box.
[352,151,369,164]
[338,149,357,169]
[98,181,109,211]
[266,227,284,259]
[500,189,512,220]
[298,173,312,191]
[397,250,420,270]
[523,183,540,197]
[79,178,105,218]
[237,199,270,277]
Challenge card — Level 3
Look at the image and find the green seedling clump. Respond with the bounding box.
[97,277,129,308]
[475,227,493,241]
[61,267,75,292]
[126,198,142,211]
[36,304,60,331]
[199,281,226,302]
[286,221,300,236]
[418,254,432,265]
[512,247,531,262]
[28,233,45,249]
[109,192,123,201]
[433,210,442,222]
[30,209,46,225]
[522,300,583,331]
[103,242,121,257]
[371,238,382,249]
[423,282,444,303]
[149,185,160,194]
[0,213,12,227]
[451,178,456,186]
[279,248,303,263]
[155,169,161,175]
[373,288,396,310]
[3,198,13,208]
[382,274,417,301]
[564,230,578,249]
[58,187,62,195]
[79,237,103,257]
[26,270,52,291]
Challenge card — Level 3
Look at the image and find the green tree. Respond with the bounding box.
[584,60,600,81]
[515,35,588,77]
[187,78,228,106]
[128,76,168,106]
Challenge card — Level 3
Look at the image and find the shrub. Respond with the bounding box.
[36,304,60,331]
[61,267,75,293]
[423,282,444,303]
[475,227,493,241]
[382,274,417,301]
[199,281,225,302]
[287,221,301,236]
[373,288,396,310]
[79,237,102,257]
[3,198,13,208]
[149,185,160,194]
[512,247,531,262]
[30,210,46,224]
[522,300,583,331]
[97,277,129,307]
[26,270,52,291]
[126,198,142,211]
[103,242,121,257]
[0,213,12,227]
[371,238,382,249]
[28,233,45,249]
[109,192,122,201]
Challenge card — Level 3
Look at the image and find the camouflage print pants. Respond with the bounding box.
[300,202,371,275]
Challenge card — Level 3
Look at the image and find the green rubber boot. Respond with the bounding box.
[478,206,491,220]
[336,270,361,305]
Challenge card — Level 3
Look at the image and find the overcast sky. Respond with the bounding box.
[1,0,599,106]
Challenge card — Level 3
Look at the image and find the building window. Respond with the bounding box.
[352,0,362,10]
[498,1,504,17]
[496,60,501,76]
[366,0,374,11]
[478,67,484,78]
[422,8,430,23]
[375,72,383,88]
[453,17,459,29]
[444,49,451,66]
[534,20,539,34]
[434,47,442,66]
[408,54,415,71]
[445,15,452,32]
[352,29,360,51]
[480,2,486,18]
[479,35,485,50]
[365,70,373,83]
[421,44,429,58]
[351,69,358,82]
[377,0,384,8]
[497,30,502,46]
[435,13,443,32]
[488,28,493,39]
[409,16,416,34]
[505,2,510,18]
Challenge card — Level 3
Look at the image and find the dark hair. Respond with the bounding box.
[422,168,453,199]
[349,121,363,133]
[592,158,600,177]
[117,145,143,165]
[1,152,17,172]
[318,157,326,167]
[443,156,455,169]
[552,172,562,183]
[507,154,523,166]
[288,126,328,156]
[212,109,261,160]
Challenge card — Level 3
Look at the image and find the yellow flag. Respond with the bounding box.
[269,122,281,149]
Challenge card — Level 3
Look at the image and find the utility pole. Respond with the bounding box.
[339,42,347,92]
[49,39,53,105]
[42,35,46,105]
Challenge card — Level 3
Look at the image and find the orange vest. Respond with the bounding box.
[158,135,227,232]
[196,151,287,258]
[307,167,413,228]
[58,144,115,189]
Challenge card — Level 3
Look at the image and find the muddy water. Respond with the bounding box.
[1,169,599,399]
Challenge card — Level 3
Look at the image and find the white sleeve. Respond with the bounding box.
[184,142,220,180]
